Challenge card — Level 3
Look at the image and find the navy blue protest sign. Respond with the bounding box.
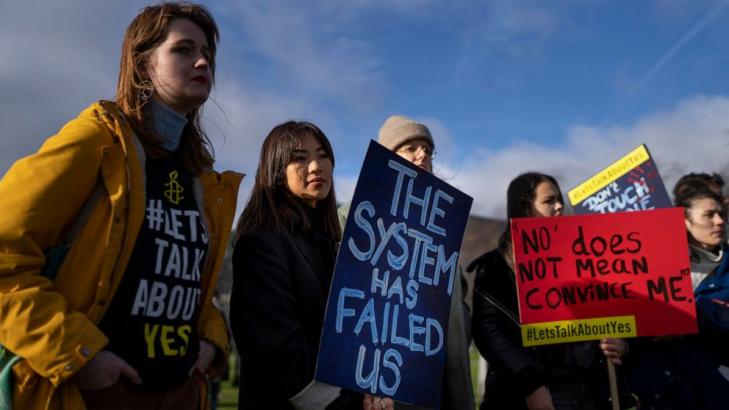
[316,141,472,408]
[567,144,672,215]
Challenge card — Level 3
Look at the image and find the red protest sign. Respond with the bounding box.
[511,207,696,346]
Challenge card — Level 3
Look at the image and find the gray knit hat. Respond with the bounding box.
[377,115,434,151]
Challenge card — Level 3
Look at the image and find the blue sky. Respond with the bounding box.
[1,0,728,217]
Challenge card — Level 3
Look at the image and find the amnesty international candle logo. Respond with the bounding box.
[164,170,184,205]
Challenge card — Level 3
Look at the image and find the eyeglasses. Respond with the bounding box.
[396,143,435,159]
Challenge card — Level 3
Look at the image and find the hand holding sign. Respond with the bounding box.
[363,394,394,410]
[599,337,627,365]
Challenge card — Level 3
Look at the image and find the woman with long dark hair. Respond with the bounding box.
[0,3,241,409]
[231,122,373,409]
[469,172,627,410]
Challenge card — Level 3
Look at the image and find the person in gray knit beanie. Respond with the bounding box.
[377,115,434,150]
[377,115,435,173]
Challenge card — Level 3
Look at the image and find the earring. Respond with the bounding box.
[138,80,154,101]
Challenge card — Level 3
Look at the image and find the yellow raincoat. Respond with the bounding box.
[0,101,242,409]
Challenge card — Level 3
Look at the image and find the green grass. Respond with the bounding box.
[215,377,238,409]
[213,348,486,409]
[470,344,484,408]
[211,355,239,409]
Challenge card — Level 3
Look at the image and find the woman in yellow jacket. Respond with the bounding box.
[0,3,241,409]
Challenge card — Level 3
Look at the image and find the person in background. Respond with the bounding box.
[629,176,729,410]
[673,171,729,250]
[673,177,729,409]
[231,121,388,410]
[339,115,475,410]
[0,3,240,409]
[469,172,629,410]
[674,180,726,289]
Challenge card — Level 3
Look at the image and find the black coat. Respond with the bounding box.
[470,249,626,410]
[231,224,351,409]
[471,249,548,409]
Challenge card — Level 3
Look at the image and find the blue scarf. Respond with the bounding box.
[0,346,20,410]
[148,99,187,151]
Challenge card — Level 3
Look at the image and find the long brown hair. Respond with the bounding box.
[116,2,219,175]
[236,121,341,242]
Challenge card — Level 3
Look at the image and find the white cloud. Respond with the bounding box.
[0,1,138,173]
[203,78,306,219]
[436,94,729,218]
[419,117,457,164]
[335,174,359,206]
